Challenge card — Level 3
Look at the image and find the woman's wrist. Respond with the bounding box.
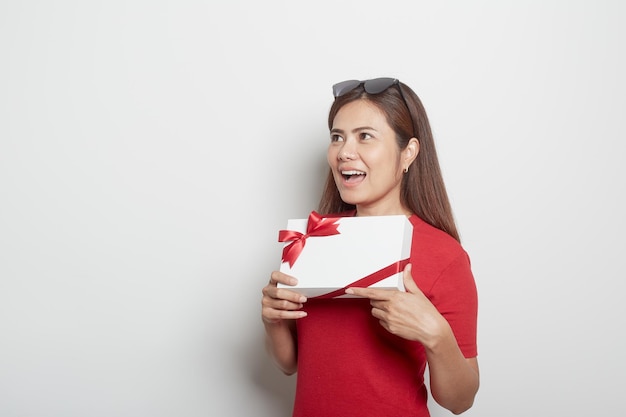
[422,315,454,353]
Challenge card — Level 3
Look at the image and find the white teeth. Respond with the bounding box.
[341,170,365,175]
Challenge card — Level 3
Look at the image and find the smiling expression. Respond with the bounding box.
[328,100,418,216]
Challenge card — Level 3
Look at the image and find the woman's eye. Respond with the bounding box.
[360,132,373,140]
[330,134,344,142]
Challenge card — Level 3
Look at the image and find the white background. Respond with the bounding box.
[1,1,625,416]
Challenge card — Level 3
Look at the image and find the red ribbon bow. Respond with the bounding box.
[278,211,340,268]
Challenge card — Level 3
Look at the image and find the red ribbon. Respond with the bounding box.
[312,258,410,299]
[278,211,340,268]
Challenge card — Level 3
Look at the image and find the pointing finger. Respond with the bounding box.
[345,286,393,300]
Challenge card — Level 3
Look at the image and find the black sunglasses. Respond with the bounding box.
[332,77,415,136]
[332,77,401,97]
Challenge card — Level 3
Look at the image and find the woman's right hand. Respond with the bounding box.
[261,270,308,324]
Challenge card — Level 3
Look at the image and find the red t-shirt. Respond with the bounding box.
[292,214,478,417]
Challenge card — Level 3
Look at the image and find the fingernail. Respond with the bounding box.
[345,288,354,294]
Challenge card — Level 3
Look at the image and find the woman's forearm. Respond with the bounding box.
[425,322,479,414]
[264,319,298,375]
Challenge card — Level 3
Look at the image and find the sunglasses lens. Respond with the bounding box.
[332,80,361,97]
[363,77,397,94]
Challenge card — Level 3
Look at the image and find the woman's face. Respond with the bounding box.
[328,99,413,216]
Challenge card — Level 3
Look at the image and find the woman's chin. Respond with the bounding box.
[338,193,361,206]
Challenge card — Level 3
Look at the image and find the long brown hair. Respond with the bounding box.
[317,80,460,242]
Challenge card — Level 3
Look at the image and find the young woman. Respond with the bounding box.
[261,78,479,416]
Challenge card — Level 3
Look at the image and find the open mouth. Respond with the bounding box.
[341,170,366,183]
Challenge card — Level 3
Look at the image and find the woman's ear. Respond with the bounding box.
[403,138,420,169]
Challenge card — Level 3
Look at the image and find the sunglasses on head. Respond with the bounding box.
[332,77,415,136]
[332,77,401,98]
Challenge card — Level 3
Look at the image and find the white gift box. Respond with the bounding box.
[277,212,413,298]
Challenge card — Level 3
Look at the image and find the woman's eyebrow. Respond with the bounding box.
[330,126,377,134]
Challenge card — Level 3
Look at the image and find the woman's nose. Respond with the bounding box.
[338,142,357,161]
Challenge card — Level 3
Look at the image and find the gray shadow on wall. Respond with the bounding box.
[241,130,328,417]
[242,328,297,417]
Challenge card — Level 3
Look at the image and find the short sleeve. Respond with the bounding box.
[428,252,478,358]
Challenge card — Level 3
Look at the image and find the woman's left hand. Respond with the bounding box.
[345,263,447,346]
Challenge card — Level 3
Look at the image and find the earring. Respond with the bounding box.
[403,167,409,174]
